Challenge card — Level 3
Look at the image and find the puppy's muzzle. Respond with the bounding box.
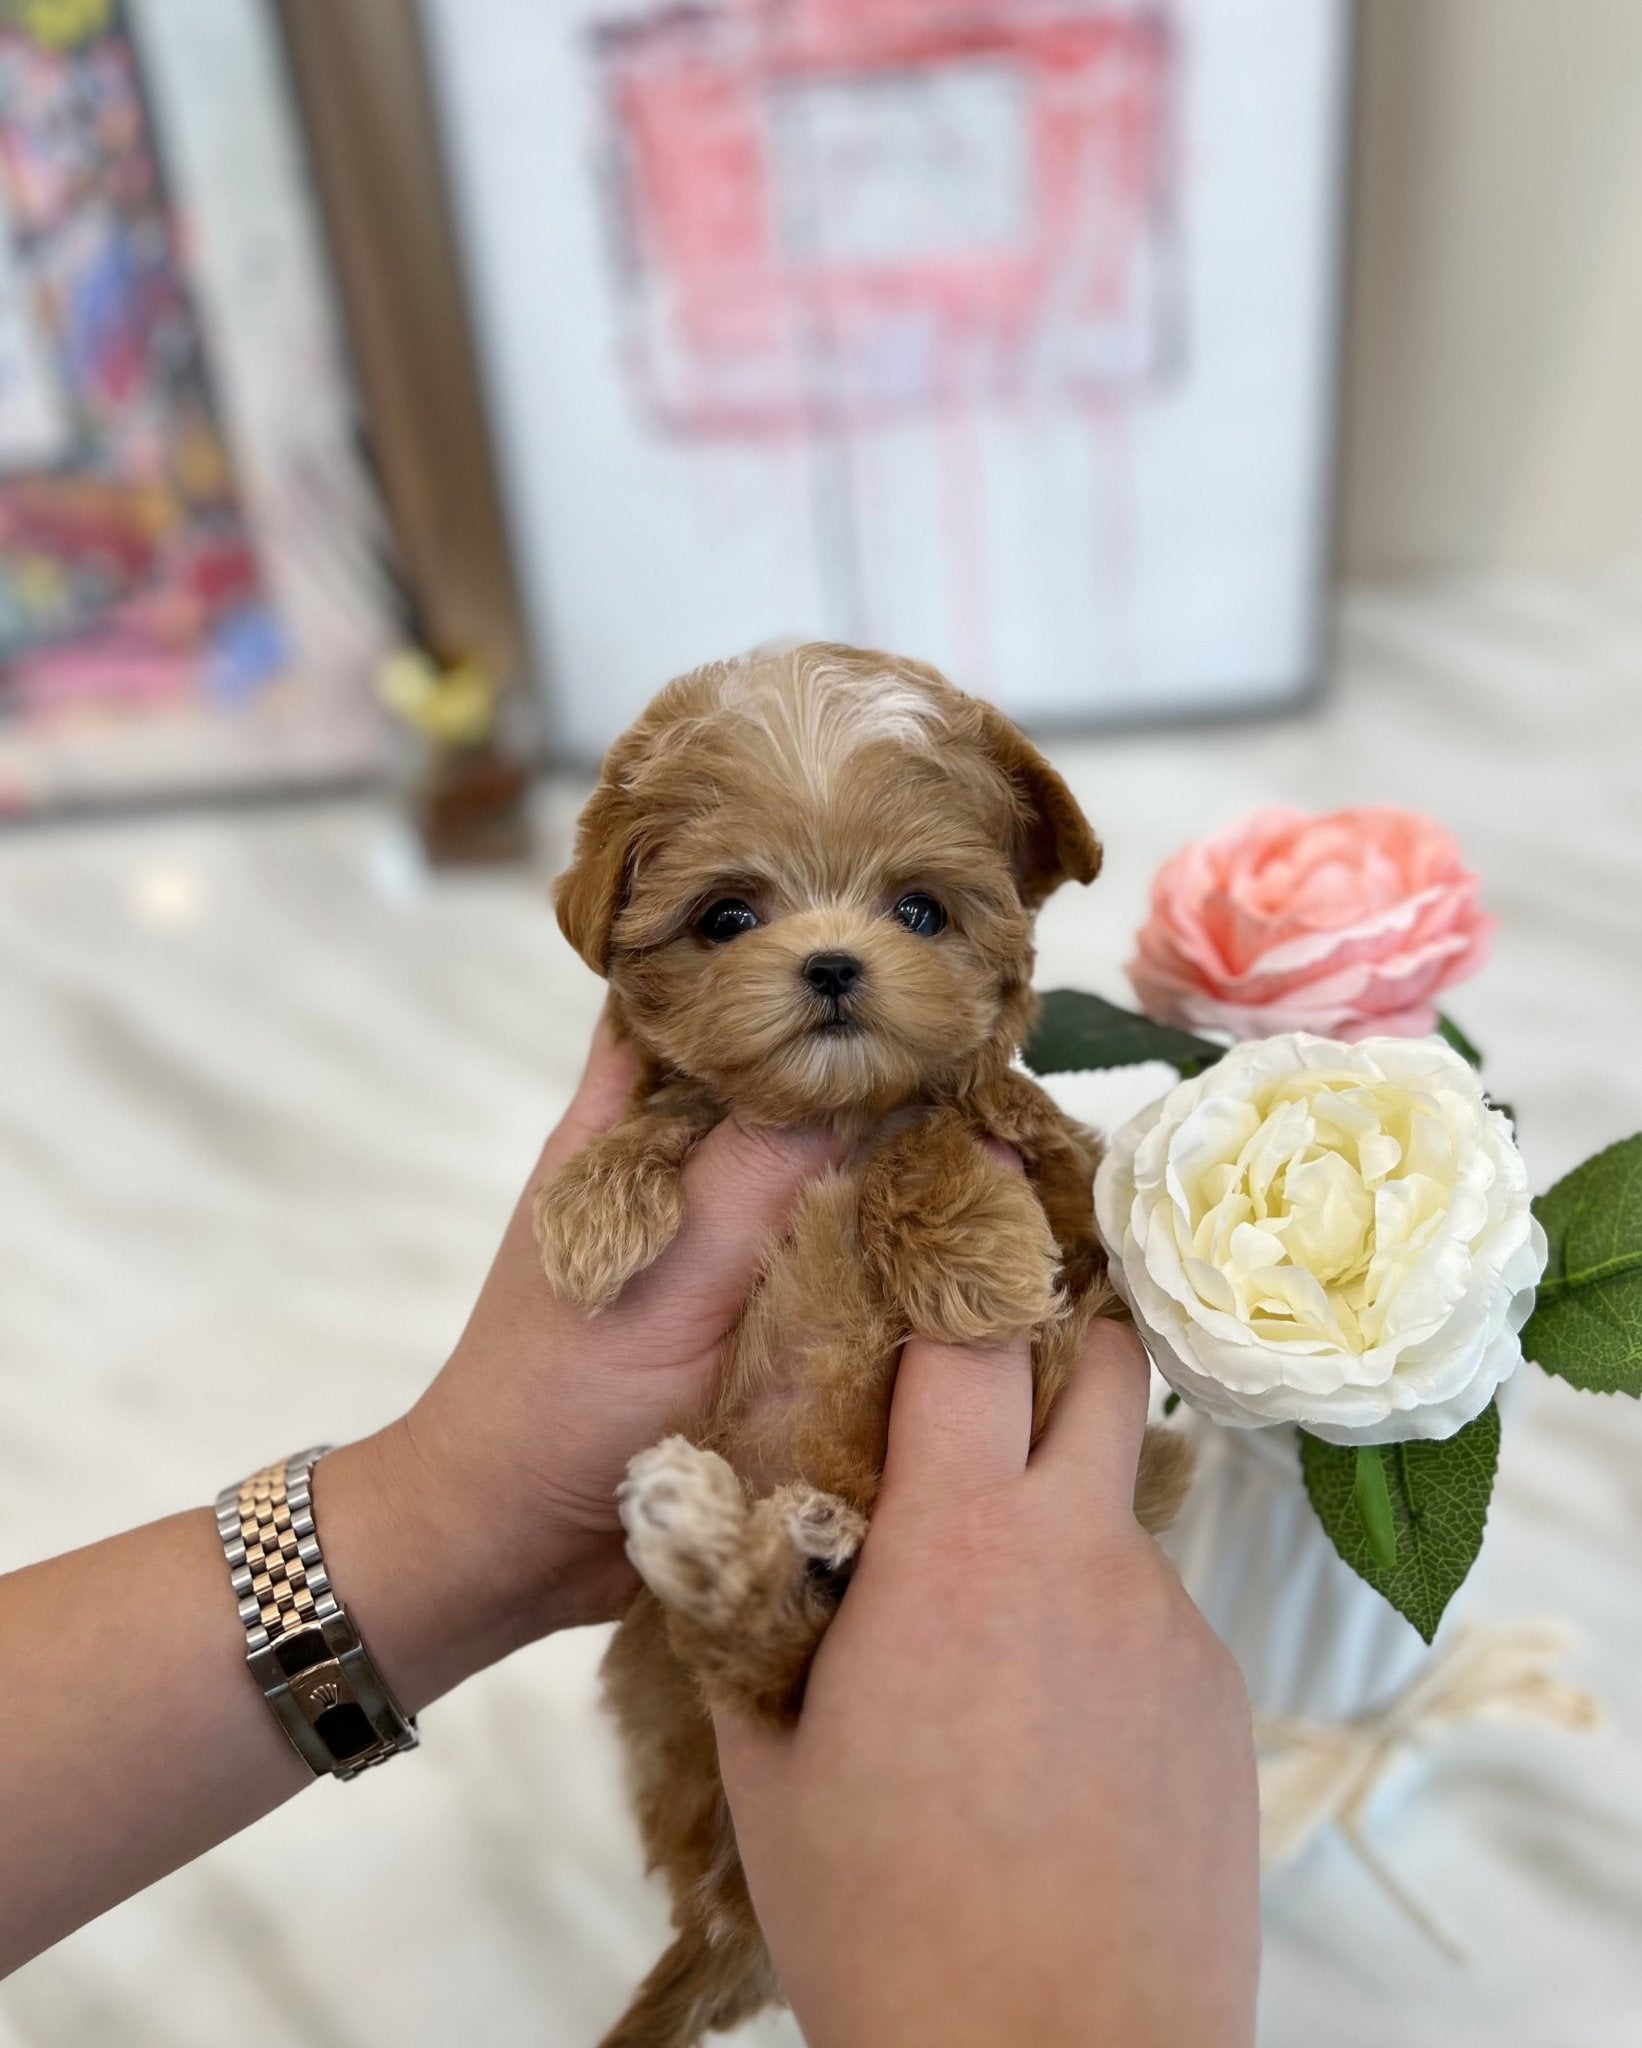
[802,951,861,1000]
[802,950,863,1027]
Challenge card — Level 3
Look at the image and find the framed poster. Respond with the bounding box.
[422,0,1353,760]
[0,0,395,814]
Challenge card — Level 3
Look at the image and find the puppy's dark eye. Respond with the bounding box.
[698,898,760,943]
[891,892,947,937]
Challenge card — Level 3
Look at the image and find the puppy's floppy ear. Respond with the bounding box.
[972,699,1102,907]
[555,719,655,974]
[553,779,634,975]
[553,667,713,972]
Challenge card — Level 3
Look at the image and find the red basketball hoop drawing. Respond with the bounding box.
[594,0,1183,431]
[589,0,1183,662]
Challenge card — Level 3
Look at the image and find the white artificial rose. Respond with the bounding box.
[1093,1034,1547,1446]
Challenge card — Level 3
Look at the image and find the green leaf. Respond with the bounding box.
[1353,1445,1398,1569]
[1436,1013,1484,1068]
[1435,1014,1520,1127]
[1024,989,1224,1079]
[1298,1404,1500,1643]
[1523,1133,1642,1396]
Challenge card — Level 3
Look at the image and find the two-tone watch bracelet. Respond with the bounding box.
[215,1448,418,1780]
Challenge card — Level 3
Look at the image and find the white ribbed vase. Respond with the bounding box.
[1159,1412,1431,1720]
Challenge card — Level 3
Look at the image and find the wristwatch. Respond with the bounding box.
[215,1447,419,1780]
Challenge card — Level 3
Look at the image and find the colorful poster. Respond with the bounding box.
[0,0,390,812]
[0,0,285,724]
[0,174,69,467]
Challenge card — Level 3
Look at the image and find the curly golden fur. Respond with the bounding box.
[534,644,1192,2047]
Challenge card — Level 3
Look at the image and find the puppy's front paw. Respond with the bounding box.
[617,1437,750,1620]
[534,1140,685,1311]
[868,1156,1062,1345]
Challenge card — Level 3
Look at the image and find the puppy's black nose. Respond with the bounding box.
[803,950,862,1000]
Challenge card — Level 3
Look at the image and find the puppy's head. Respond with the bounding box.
[556,644,1099,1122]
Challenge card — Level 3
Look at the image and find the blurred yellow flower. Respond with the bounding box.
[7,0,113,51]
[377,650,500,748]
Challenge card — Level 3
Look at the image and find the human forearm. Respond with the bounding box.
[0,1421,578,1976]
[0,1499,304,1974]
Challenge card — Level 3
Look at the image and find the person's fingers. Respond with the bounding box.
[462,1015,638,1341]
[536,1008,642,1178]
[620,1117,852,1338]
[879,1330,1034,1515]
[871,1140,1028,1510]
[1028,1317,1152,1512]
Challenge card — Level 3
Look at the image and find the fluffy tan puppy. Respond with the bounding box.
[536,644,1190,2048]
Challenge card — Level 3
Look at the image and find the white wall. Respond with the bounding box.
[1340,0,1642,574]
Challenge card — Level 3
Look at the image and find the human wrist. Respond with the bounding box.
[308,1416,618,1716]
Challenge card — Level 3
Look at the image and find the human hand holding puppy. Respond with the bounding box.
[717,1318,1260,2048]
[317,1010,854,1709]
[359,1014,1259,2048]
[0,1009,852,1975]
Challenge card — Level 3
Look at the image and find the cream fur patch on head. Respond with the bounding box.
[715,646,944,796]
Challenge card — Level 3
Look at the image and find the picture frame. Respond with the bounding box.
[421,0,1355,760]
[0,0,398,815]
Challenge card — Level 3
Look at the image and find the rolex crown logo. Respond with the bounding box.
[307,1681,340,1711]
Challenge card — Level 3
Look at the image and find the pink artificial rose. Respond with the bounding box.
[1128,806,1495,1041]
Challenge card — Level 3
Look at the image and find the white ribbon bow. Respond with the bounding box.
[1255,1620,1601,1959]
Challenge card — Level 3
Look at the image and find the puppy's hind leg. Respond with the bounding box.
[600,1596,778,2047]
[618,1437,866,1724]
